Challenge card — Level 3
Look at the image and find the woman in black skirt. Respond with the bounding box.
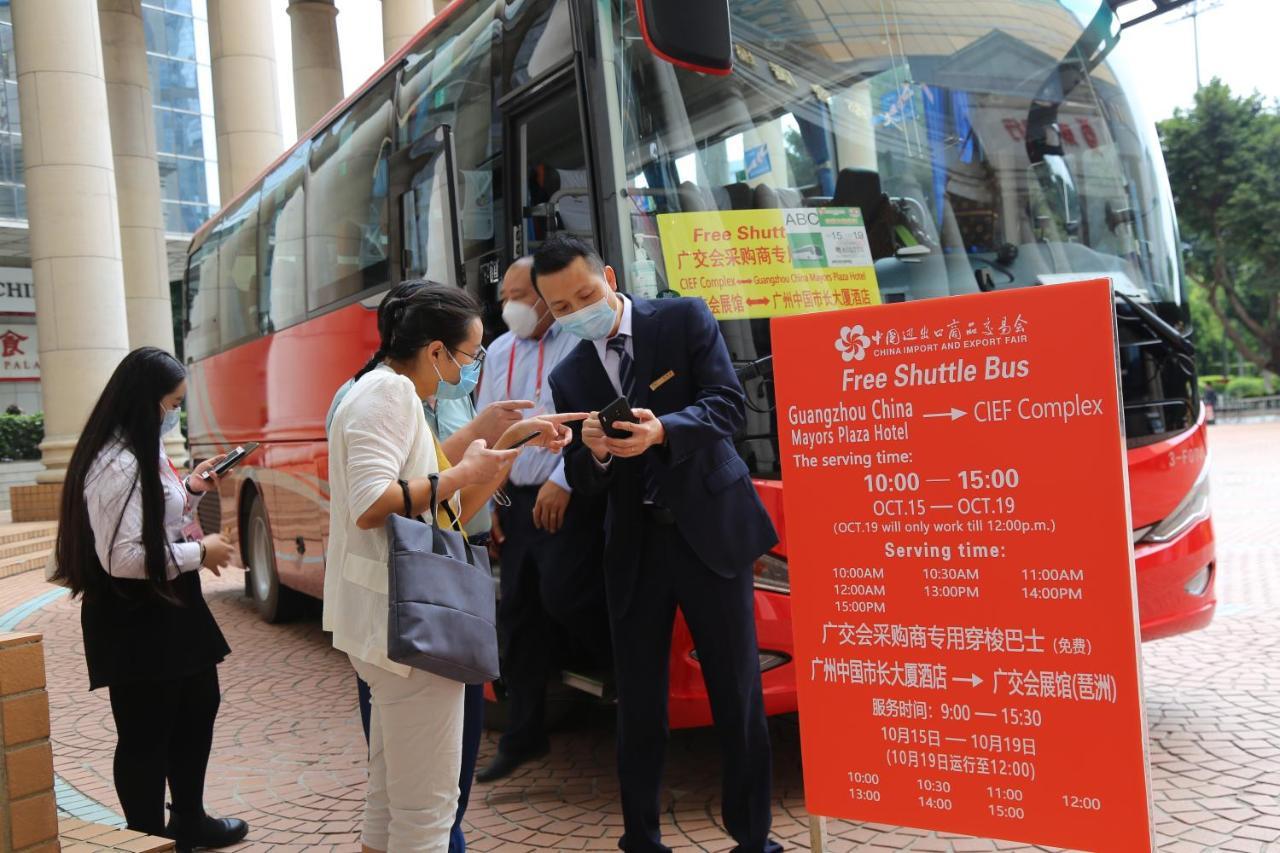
[53,347,248,850]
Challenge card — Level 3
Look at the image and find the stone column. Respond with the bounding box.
[381,0,447,59]
[99,0,188,462]
[288,0,344,134]
[11,0,132,483]
[208,0,284,201]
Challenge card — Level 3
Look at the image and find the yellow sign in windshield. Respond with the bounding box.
[655,207,881,319]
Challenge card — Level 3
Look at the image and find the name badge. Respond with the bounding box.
[650,370,676,391]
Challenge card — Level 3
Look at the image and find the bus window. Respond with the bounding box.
[258,144,309,334]
[184,235,219,362]
[216,190,260,348]
[398,127,459,284]
[503,0,572,89]
[396,2,501,282]
[512,87,595,256]
[306,76,394,309]
[604,0,1193,461]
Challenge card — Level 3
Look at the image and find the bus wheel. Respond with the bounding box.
[245,494,296,623]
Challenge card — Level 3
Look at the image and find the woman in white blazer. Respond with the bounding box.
[326,282,577,853]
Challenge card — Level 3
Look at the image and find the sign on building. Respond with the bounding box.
[0,267,35,314]
[773,279,1153,851]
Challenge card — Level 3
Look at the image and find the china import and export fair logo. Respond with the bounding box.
[835,324,871,362]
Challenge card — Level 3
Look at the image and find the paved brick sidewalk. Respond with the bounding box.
[6,422,1279,851]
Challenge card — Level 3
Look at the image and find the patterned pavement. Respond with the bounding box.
[4,422,1278,851]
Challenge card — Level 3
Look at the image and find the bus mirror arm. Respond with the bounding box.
[1116,291,1195,357]
[736,354,773,383]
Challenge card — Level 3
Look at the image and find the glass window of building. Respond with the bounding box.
[144,0,217,234]
[0,6,26,221]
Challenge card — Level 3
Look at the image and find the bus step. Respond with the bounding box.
[561,668,613,700]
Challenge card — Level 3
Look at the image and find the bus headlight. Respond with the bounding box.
[753,553,789,593]
[1141,461,1211,545]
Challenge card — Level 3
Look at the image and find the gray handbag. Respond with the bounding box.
[385,476,499,684]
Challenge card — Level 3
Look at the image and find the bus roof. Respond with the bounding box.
[190,0,473,247]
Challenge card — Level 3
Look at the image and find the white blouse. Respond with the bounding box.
[84,439,201,579]
[323,365,444,677]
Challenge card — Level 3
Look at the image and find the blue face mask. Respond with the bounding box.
[556,294,619,341]
[435,350,481,400]
[160,405,181,436]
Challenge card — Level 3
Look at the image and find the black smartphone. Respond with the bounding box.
[599,396,639,439]
[202,442,260,479]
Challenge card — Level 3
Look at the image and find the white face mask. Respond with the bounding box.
[502,300,545,339]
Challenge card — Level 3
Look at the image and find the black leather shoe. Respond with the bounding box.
[166,811,250,851]
[475,745,549,783]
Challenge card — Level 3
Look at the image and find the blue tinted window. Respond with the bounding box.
[178,157,206,199]
[165,0,193,15]
[148,56,199,112]
[166,201,208,234]
[163,12,196,60]
[158,155,181,200]
[155,109,202,158]
[143,6,169,54]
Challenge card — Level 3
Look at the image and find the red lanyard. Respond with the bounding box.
[165,457,192,514]
[506,336,547,401]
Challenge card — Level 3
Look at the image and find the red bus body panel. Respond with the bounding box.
[191,304,1215,731]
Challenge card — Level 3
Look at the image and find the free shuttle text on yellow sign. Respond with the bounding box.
[655,207,881,320]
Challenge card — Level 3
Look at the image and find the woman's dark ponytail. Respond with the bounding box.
[353,348,386,382]
[353,280,480,382]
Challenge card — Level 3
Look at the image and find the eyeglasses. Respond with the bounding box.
[451,344,487,366]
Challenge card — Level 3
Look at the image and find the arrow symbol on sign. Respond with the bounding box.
[951,673,984,687]
[746,297,770,306]
[923,408,966,421]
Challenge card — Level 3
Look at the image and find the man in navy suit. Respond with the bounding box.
[536,235,781,853]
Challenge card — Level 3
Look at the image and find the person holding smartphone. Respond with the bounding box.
[325,281,580,853]
[52,347,247,850]
[324,279,541,853]
[537,236,782,853]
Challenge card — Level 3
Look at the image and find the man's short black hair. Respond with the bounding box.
[531,235,605,294]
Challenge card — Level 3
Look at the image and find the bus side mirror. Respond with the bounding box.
[637,0,732,76]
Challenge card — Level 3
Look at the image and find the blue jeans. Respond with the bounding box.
[358,677,485,853]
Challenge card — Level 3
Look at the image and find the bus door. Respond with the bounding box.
[503,68,599,261]
[390,123,465,288]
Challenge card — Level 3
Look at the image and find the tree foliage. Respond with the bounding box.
[1159,80,1280,380]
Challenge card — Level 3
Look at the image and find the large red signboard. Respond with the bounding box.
[773,279,1153,851]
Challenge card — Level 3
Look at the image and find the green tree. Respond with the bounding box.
[784,126,817,188]
[1159,80,1280,377]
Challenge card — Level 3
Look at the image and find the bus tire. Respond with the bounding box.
[245,494,296,623]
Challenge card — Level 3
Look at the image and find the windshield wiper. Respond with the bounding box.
[1115,291,1194,357]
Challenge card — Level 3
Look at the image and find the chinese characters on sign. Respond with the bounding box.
[0,325,38,380]
[655,208,881,319]
[772,280,1153,851]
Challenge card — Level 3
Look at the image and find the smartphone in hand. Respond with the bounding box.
[599,396,639,439]
[201,442,260,479]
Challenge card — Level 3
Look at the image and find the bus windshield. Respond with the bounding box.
[605,0,1191,473]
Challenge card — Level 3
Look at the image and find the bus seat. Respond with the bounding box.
[753,183,804,209]
[677,181,715,212]
[833,168,895,260]
[722,182,753,210]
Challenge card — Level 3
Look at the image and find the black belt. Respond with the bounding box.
[643,504,677,526]
[505,483,543,496]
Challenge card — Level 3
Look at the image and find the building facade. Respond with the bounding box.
[0,0,218,414]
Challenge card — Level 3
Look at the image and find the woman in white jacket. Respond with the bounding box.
[326,281,577,853]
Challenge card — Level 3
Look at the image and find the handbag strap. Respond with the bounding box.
[399,477,472,562]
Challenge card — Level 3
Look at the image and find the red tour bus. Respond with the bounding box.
[185,0,1215,728]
